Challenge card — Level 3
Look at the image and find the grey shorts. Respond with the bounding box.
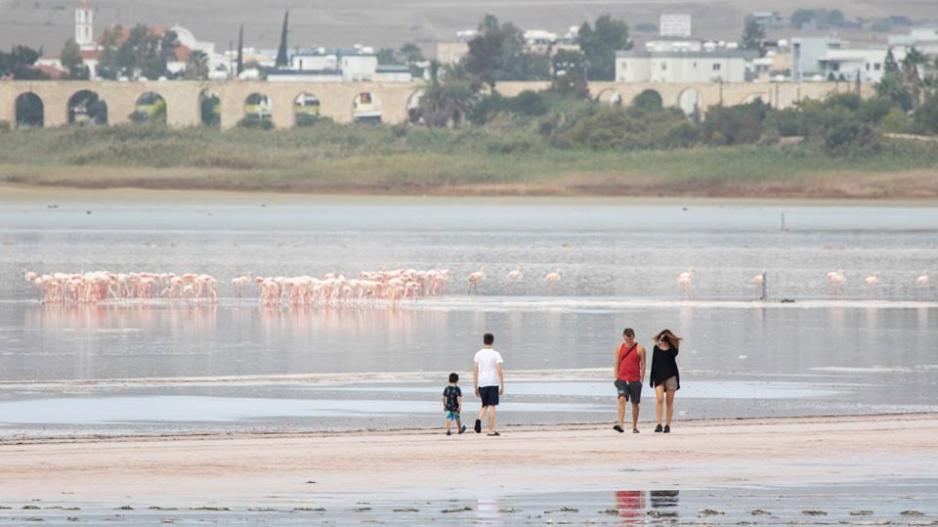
[614,380,642,404]
[660,376,678,392]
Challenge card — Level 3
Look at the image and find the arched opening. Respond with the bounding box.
[130,92,167,124]
[677,88,700,116]
[15,92,44,128]
[631,89,663,112]
[67,90,108,125]
[199,89,221,127]
[293,92,321,127]
[595,88,623,105]
[242,92,272,128]
[352,91,382,123]
[406,90,425,124]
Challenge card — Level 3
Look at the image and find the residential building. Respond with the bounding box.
[615,46,757,83]
[170,24,231,76]
[435,42,470,65]
[268,46,410,83]
[792,37,886,82]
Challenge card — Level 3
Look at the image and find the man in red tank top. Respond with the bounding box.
[613,328,646,433]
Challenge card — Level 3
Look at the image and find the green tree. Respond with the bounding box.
[275,10,289,68]
[0,45,46,79]
[463,14,526,87]
[60,38,89,79]
[399,43,425,77]
[914,92,938,134]
[577,15,631,81]
[376,48,397,64]
[884,48,899,74]
[740,18,766,55]
[96,25,179,80]
[236,24,244,76]
[184,50,209,80]
[418,78,478,127]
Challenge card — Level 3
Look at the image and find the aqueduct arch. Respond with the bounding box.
[15,92,44,127]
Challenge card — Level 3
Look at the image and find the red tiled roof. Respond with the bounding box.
[80,49,102,60]
[96,26,191,61]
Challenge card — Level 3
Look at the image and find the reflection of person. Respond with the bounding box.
[650,330,682,433]
[473,333,504,436]
[615,490,645,522]
[613,328,646,434]
[442,372,467,436]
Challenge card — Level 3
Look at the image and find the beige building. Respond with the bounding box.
[435,42,470,65]
[616,49,757,83]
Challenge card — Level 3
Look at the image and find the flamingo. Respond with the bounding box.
[506,266,524,283]
[864,273,880,288]
[826,270,847,294]
[752,272,765,286]
[467,266,486,295]
[544,269,562,283]
[916,272,930,289]
[677,268,694,296]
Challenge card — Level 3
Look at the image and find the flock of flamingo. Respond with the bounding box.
[22,267,931,306]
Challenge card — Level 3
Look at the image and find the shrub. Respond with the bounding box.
[823,120,880,155]
[238,116,274,130]
[508,90,548,116]
[913,93,938,134]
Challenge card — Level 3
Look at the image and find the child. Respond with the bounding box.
[443,372,467,435]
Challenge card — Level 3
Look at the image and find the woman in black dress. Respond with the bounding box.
[650,329,681,433]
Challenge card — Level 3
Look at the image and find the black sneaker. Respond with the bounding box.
[474,419,482,433]
[613,424,624,433]
[446,430,452,436]
[654,424,663,433]
[487,431,501,436]
[663,425,670,434]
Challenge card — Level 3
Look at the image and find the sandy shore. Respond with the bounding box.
[0,413,935,507]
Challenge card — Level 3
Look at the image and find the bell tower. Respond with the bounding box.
[75,0,94,49]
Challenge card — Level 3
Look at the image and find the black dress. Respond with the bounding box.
[649,345,680,390]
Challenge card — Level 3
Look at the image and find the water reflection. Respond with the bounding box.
[615,490,678,523]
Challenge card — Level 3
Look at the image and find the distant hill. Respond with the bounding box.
[2,0,936,57]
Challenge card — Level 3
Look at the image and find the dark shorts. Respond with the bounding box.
[479,385,500,407]
[615,379,642,404]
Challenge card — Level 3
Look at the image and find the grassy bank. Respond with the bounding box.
[2,124,938,198]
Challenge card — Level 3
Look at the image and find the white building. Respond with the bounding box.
[659,14,692,38]
[818,48,887,83]
[888,27,938,56]
[792,37,886,82]
[269,46,410,83]
[615,47,756,83]
[170,24,231,76]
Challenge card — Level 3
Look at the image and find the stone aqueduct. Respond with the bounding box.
[0,80,872,129]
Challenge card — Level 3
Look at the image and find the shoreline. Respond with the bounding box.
[1,413,935,506]
[4,181,938,205]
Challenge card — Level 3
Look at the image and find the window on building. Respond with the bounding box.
[712,63,721,71]
[693,61,698,69]
[874,63,881,71]
[661,62,667,71]
[831,62,840,71]
[865,63,870,71]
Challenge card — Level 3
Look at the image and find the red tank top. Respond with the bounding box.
[617,342,640,381]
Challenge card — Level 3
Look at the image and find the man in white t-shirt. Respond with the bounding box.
[473,332,504,436]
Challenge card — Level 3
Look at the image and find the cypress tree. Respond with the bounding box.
[236,24,244,76]
[275,11,289,68]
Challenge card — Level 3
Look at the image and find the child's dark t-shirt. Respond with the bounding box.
[443,386,461,411]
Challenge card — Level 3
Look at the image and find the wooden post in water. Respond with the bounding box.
[760,271,768,302]
[780,212,786,232]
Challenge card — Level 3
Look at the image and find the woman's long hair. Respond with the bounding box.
[654,329,682,349]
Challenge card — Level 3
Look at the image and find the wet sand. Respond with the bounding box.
[0,413,935,508]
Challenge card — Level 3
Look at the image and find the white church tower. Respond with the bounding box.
[75,0,95,49]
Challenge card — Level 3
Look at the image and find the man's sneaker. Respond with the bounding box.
[446,430,452,436]
[459,425,467,434]
[654,424,663,433]
[613,424,624,433]
[632,428,640,433]
[474,419,482,433]
[663,425,671,434]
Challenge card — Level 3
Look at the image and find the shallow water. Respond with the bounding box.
[1,197,937,432]
[1,483,935,525]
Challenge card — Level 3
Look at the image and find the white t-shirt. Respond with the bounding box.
[474,347,504,388]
